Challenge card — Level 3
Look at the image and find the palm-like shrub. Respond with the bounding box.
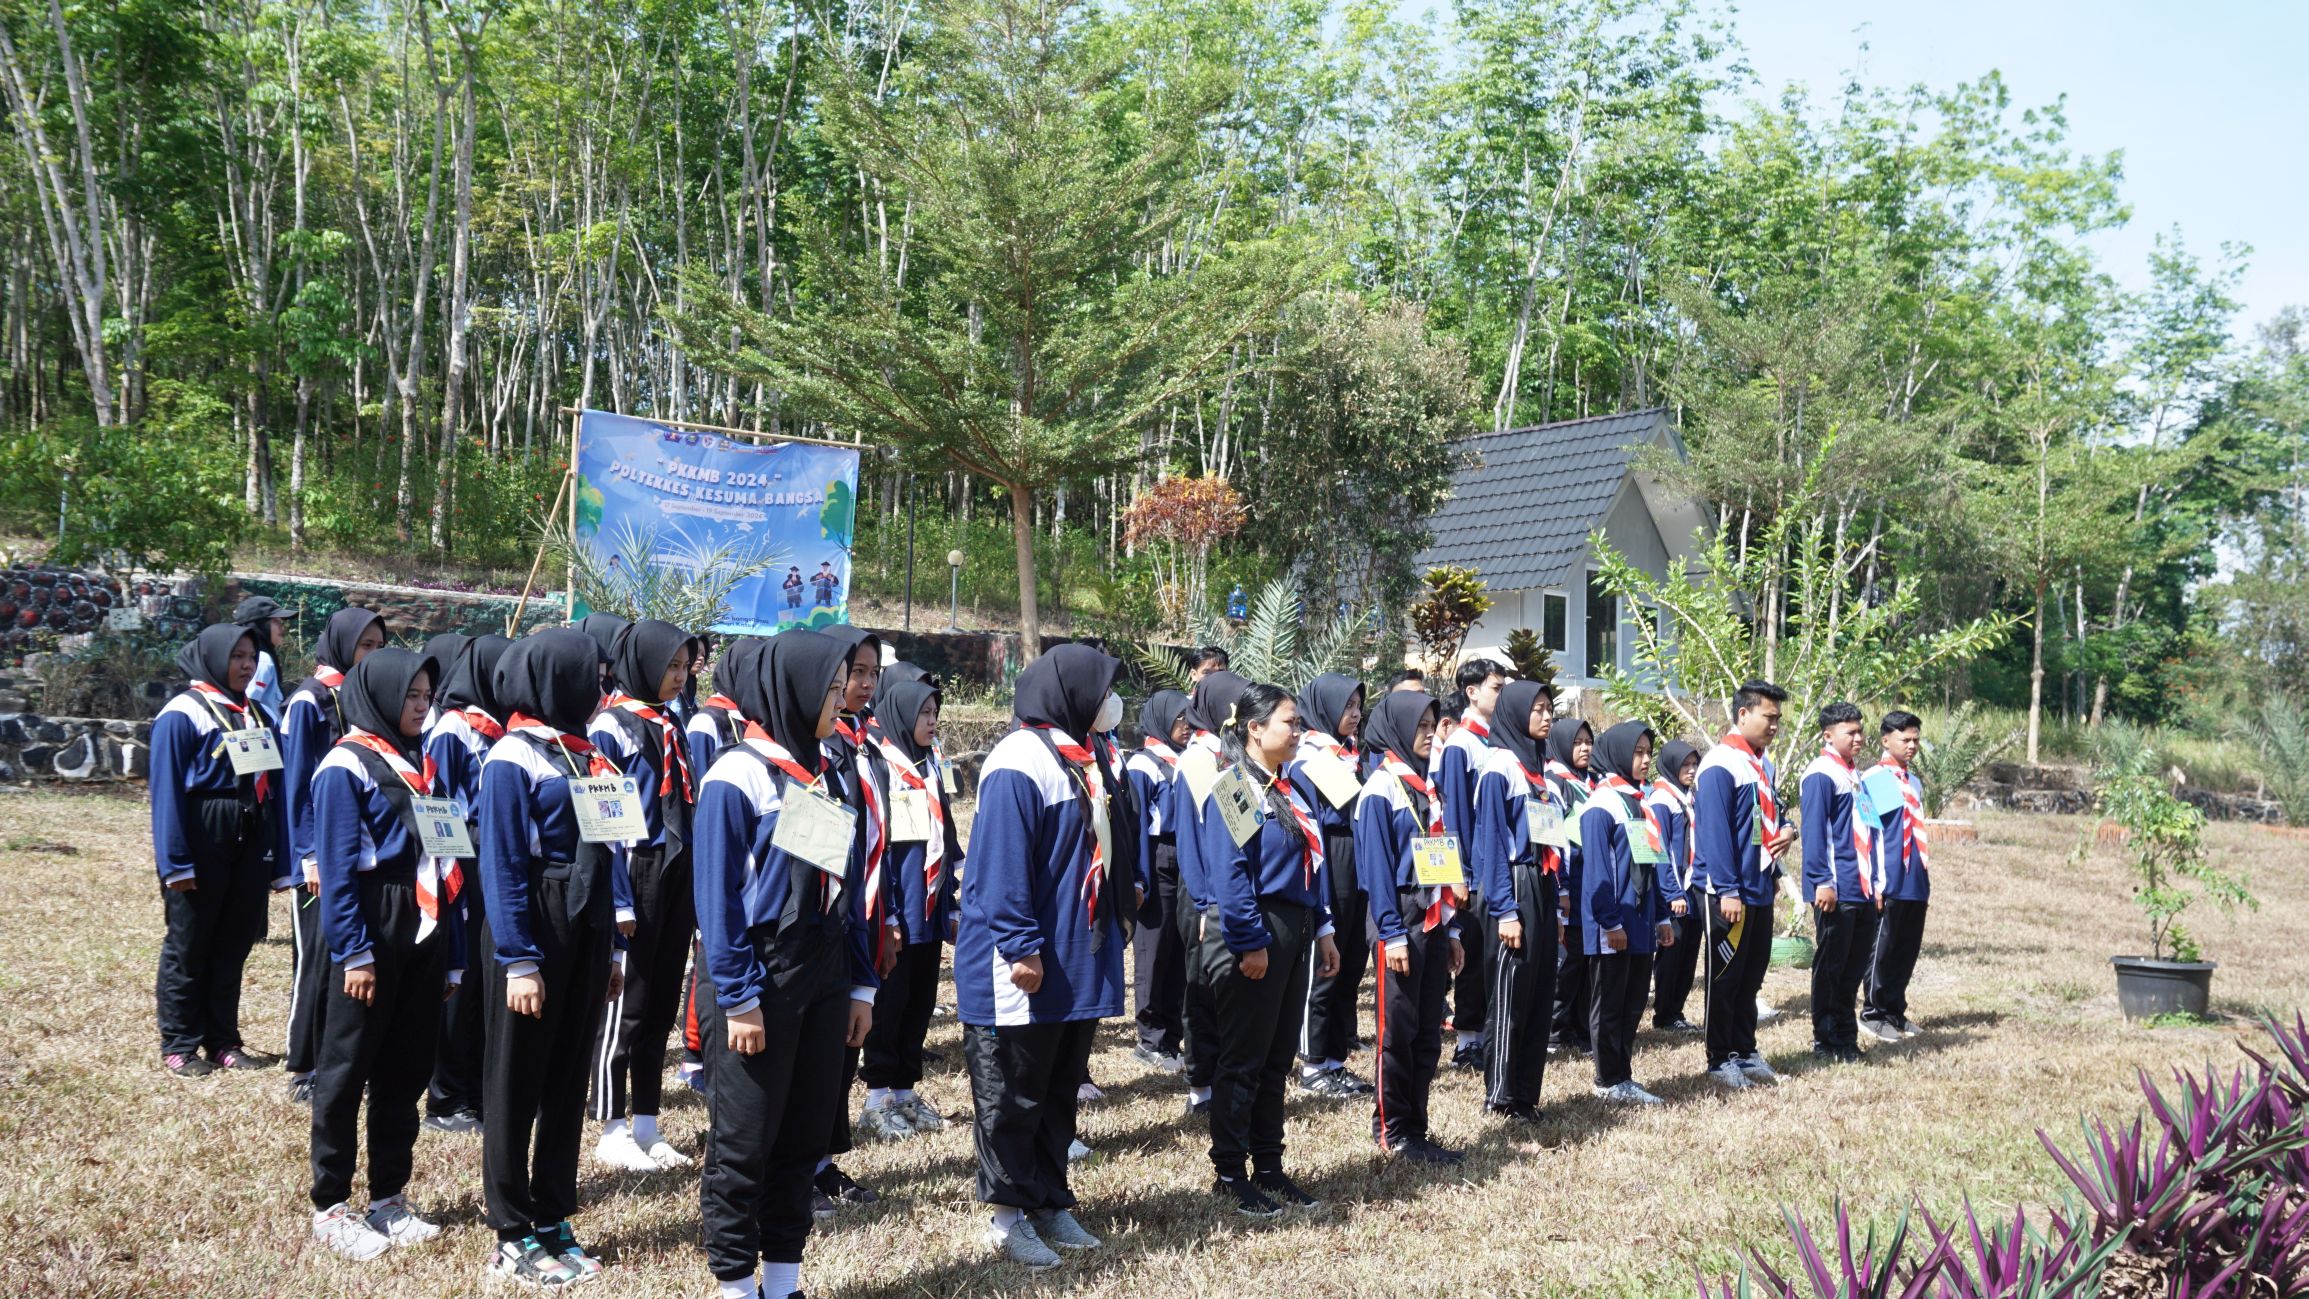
[1133,577,1370,692]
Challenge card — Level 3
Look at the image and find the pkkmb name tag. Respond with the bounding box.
[220,727,283,775]
[570,776,646,843]
[1412,835,1464,888]
[889,786,933,843]
[1527,800,1566,849]
[1298,746,1362,808]
[407,796,474,858]
[774,784,858,878]
[1212,768,1265,847]
[941,763,959,796]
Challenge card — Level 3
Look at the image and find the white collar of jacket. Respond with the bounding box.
[1800,750,1860,796]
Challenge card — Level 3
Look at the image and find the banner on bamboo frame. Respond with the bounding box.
[571,408,860,636]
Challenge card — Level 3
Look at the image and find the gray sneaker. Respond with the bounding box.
[1708,1060,1753,1090]
[1592,1081,1663,1106]
[857,1104,917,1142]
[983,1219,1063,1270]
[897,1097,948,1133]
[1861,1018,1904,1043]
[1737,1053,1780,1085]
[1033,1210,1101,1250]
[311,1202,391,1260]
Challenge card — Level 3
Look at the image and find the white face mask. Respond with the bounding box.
[1093,690,1124,734]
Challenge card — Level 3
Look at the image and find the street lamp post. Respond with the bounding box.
[946,549,964,632]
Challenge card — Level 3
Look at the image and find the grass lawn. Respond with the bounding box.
[3,791,2304,1298]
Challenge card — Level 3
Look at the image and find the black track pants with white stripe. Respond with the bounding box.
[1482,865,1556,1111]
[589,843,694,1122]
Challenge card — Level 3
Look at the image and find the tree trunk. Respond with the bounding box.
[2027,576,2046,765]
[1010,482,1041,663]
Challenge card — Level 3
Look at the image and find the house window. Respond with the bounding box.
[1541,592,1567,653]
[1584,569,1618,676]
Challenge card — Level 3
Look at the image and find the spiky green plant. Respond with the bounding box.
[1911,700,2021,819]
[550,515,786,631]
[1132,577,1370,692]
[2244,693,2309,826]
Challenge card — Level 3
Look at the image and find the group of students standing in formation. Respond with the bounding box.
[147,603,1937,1295]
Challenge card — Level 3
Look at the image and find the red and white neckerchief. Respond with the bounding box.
[1818,743,1876,898]
[702,693,742,715]
[1546,758,1593,795]
[1510,759,1564,875]
[1033,724,1109,937]
[1648,776,1693,871]
[741,722,839,912]
[1256,761,1323,891]
[606,692,694,804]
[508,712,620,777]
[1871,753,1929,876]
[1598,772,1665,858]
[340,727,461,941]
[1141,735,1180,768]
[869,729,948,922]
[1459,712,1491,740]
[314,665,345,690]
[833,715,889,944]
[191,681,274,803]
[460,707,504,741]
[1719,731,1780,840]
[1380,749,1455,931]
[1302,730,1357,761]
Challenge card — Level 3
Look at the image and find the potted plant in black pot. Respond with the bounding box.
[2091,738,2253,1020]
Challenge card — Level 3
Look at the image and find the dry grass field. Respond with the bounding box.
[3,789,2305,1298]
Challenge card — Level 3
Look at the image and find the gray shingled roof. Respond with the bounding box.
[1415,408,1671,591]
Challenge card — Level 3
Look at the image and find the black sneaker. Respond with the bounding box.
[1386,1137,1464,1166]
[1250,1171,1320,1208]
[164,1052,217,1078]
[1655,1017,1702,1034]
[1449,1041,1484,1070]
[1184,1097,1211,1118]
[813,1163,878,1206]
[1333,1068,1376,1096]
[1294,1069,1355,1099]
[289,1075,314,1105]
[426,1109,483,1134]
[211,1046,279,1070]
[1487,1104,1544,1127]
[810,1190,837,1222]
[1214,1175,1281,1218]
[488,1234,578,1288]
[1132,1044,1185,1073]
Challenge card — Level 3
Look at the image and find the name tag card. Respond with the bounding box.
[1412,835,1464,888]
[1298,747,1362,809]
[889,786,933,843]
[571,776,647,843]
[1212,768,1265,848]
[940,764,959,796]
[1180,748,1221,804]
[1633,837,1668,866]
[220,727,283,776]
[774,784,858,878]
[411,796,475,858]
[1527,800,1566,849]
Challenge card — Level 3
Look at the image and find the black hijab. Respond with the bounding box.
[1183,670,1250,735]
[339,646,440,762]
[177,624,257,700]
[1012,643,1120,738]
[1658,739,1700,790]
[439,634,511,715]
[575,612,631,665]
[493,629,602,734]
[1593,720,1655,786]
[735,630,851,775]
[1363,690,1438,765]
[313,606,385,674]
[1297,673,1364,742]
[877,678,942,766]
[1547,718,1594,771]
[421,633,471,679]
[707,636,770,712]
[1492,680,1552,773]
[876,660,937,696]
[609,618,693,703]
[1137,689,1189,750]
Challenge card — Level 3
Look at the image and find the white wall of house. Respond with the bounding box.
[1459,479,1677,686]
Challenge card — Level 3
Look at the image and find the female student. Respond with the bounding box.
[151,623,290,1076]
[857,669,965,1138]
[306,646,464,1259]
[589,619,703,1171]
[476,629,628,1287]
[1353,690,1462,1165]
[814,625,887,1210]
[1469,679,1562,1123]
[1579,721,1672,1105]
[284,607,390,1102]
[423,633,511,1134]
[1646,741,1704,1033]
[1173,670,1249,1116]
[1290,673,1372,1099]
[692,630,877,1299]
[957,643,1126,1268]
[1197,683,1340,1216]
[1125,689,1190,1073]
[678,635,767,1094]
[1545,720,1596,1056]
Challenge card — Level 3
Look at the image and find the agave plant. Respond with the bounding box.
[551,514,785,630]
[1131,577,1372,693]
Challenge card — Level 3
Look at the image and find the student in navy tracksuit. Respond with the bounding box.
[1545,720,1596,1054]
[1581,721,1672,1103]
[233,595,290,722]
[283,607,389,1098]
[814,624,888,1210]
[1354,691,1462,1164]
[587,618,703,1172]
[422,633,511,1133]
[678,635,768,1092]
[1174,670,1249,1115]
[306,646,465,1259]
[1290,673,1372,1099]
[1126,688,1190,1071]
[692,630,877,1299]
[1645,741,1705,1032]
[476,629,631,1287]
[858,669,965,1138]
[958,644,1128,1269]
[1432,659,1507,1069]
[150,623,291,1076]
[1801,701,1881,1063]
[1696,680,1796,1091]
[1469,679,1564,1122]
[1862,710,1930,1040]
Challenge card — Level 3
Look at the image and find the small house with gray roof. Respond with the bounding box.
[1415,407,1708,688]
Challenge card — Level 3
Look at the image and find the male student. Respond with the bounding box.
[1799,702,1881,1064]
[1183,646,1230,687]
[1430,658,1508,1070]
[1862,710,1930,1040]
[1694,680,1796,1091]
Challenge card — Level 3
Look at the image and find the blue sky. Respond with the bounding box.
[1723,0,2308,340]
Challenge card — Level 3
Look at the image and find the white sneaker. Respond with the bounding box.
[1755,998,1782,1023]
[595,1126,662,1172]
[1592,1081,1664,1106]
[312,1202,391,1260]
[644,1140,691,1169]
[1066,1138,1092,1162]
[1737,1053,1780,1085]
[363,1194,441,1247]
[982,1219,1063,1270]
[1076,1081,1105,1103]
[1708,1060,1752,1090]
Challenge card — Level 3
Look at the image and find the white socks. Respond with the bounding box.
[992,1205,1024,1230]
[763,1261,800,1297]
[719,1278,756,1299]
[603,1118,631,1141]
[1189,1086,1212,1105]
[631,1114,658,1147]
[866,1087,893,1109]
